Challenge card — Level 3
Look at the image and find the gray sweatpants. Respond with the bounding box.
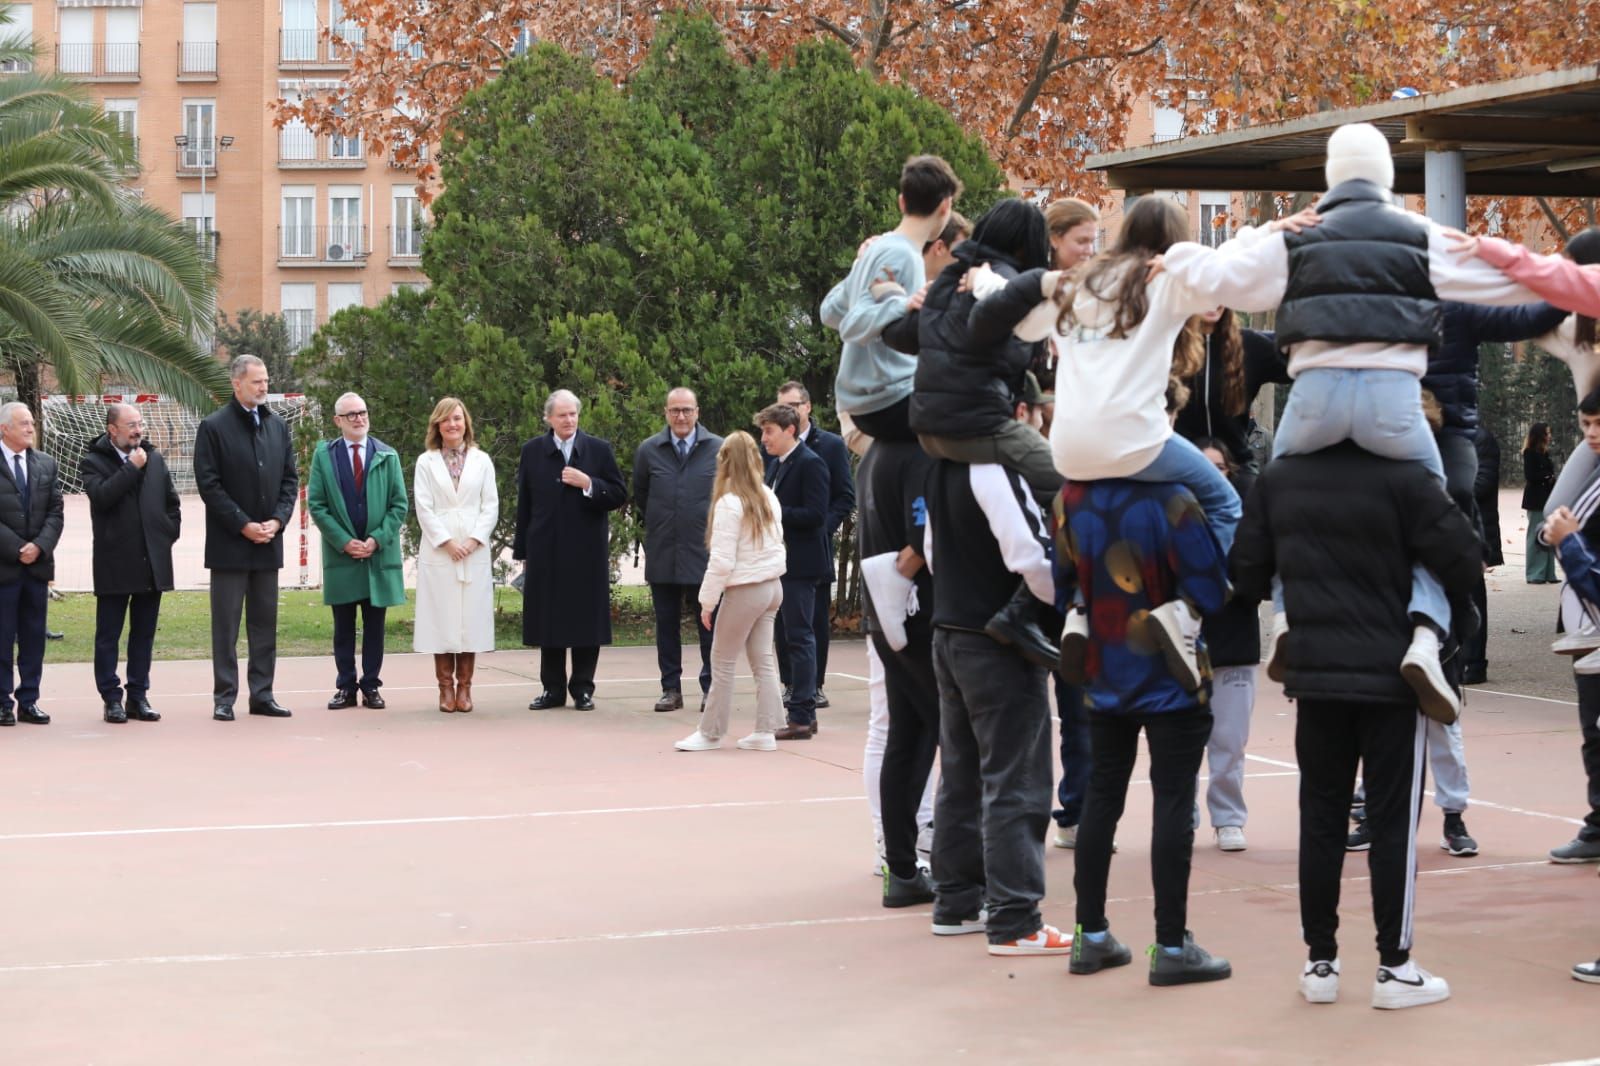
[698,579,784,741]
[1204,665,1256,829]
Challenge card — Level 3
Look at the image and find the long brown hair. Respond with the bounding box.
[1569,228,1600,352]
[1059,195,1193,341]
[424,397,474,452]
[1523,421,1551,455]
[705,431,775,549]
[1189,309,1247,416]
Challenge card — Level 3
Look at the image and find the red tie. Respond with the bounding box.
[352,443,364,492]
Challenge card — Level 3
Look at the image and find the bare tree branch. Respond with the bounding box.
[1045,34,1164,77]
[1536,196,1572,241]
[1004,0,1081,137]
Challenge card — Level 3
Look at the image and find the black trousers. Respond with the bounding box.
[0,576,49,707]
[650,582,712,695]
[1054,677,1091,828]
[873,628,939,878]
[332,600,386,692]
[1296,698,1426,968]
[775,577,831,689]
[209,568,279,707]
[94,591,162,701]
[777,575,818,725]
[541,646,600,702]
[1575,673,1600,841]
[1074,710,1212,948]
[1463,569,1489,674]
[850,396,916,443]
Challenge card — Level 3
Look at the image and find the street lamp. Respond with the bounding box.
[173,132,234,259]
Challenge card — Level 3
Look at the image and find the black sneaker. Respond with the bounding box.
[1070,925,1133,975]
[882,867,935,909]
[1347,821,1372,852]
[1148,933,1232,987]
[1441,814,1478,857]
[1573,958,1600,984]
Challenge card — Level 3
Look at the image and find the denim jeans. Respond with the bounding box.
[1131,434,1241,554]
[1271,368,1449,631]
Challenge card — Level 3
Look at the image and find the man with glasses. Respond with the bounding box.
[80,403,181,724]
[633,387,722,712]
[307,392,408,710]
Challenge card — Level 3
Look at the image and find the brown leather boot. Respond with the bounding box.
[455,653,475,712]
[434,654,457,712]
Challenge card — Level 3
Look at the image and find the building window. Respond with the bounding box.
[105,9,139,75]
[56,8,92,74]
[1198,192,1231,249]
[327,282,364,319]
[391,281,427,296]
[182,191,216,259]
[182,99,216,168]
[181,3,217,74]
[281,185,315,257]
[282,0,316,61]
[104,98,137,162]
[281,283,316,349]
[329,130,362,160]
[391,189,421,256]
[0,4,33,72]
[328,185,362,258]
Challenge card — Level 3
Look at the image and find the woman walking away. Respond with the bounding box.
[1524,423,1558,584]
[676,432,787,752]
[413,398,498,712]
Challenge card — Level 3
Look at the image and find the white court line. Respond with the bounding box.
[0,858,1552,976]
[1535,1060,1600,1066]
[0,772,1302,844]
[1473,688,1577,707]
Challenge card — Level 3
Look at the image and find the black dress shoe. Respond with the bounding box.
[103,700,127,724]
[360,688,386,709]
[44,629,63,641]
[0,705,13,726]
[213,706,235,721]
[17,704,49,725]
[126,696,161,722]
[984,582,1062,671]
[248,701,293,718]
[574,694,596,711]
[528,691,565,710]
[1461,664,1488,686]
[815,687,831,709]
[327,687,358,709]
[654,689,684,712]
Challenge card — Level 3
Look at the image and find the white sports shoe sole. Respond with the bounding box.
[1399,646,1461,725]
[1148,600,1202,692]
[736,733,777,751]
[1300,974,1339,1004]
[1371,970,1451,1010]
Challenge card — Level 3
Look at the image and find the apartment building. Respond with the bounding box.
[1,0,428,348]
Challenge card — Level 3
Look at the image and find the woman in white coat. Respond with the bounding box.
[414,397,498,713]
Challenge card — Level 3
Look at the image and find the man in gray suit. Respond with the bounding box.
[193,355,299,721]
[633,387,722,712]
[0,402,64,727]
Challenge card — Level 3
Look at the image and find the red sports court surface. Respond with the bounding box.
[3,642,1596,1065]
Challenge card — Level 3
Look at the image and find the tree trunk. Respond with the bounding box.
[13,357,41,425]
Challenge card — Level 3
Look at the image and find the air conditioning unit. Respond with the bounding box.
[326,243,346,261]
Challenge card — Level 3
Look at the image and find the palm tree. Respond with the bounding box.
[0,11,227,416]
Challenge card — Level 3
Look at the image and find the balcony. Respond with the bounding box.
[176,140,218,177]
[387,225,426,264]
[388,142,430,170]
[178,40,217,80]
[278,29,363,69]
[56,42,140,81]
[278,128,366,169]
[193,230,219,263]
[278,225,370,267]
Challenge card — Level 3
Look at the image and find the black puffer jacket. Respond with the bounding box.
[1232,442,1481,704]
[887,241,1045,439]
[1422,300,1567,438]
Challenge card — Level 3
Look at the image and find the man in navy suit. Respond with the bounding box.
[771,382,855,709]
[0,402,64,727]
[756,402,830,740]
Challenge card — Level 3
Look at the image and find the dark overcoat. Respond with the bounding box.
[0,447,64,584]
[512,429,627,647]
[193,400,298,571]
[633,425,721,585]
[79,434,181,594]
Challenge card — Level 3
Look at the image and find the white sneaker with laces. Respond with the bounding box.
[1553,629,1600,655]
[1215,826,1247,852]
[1149,600,1202,692]
[736,731,776,751]
[674,730,721,752]
[1053,824,1077,849]
[1399,626,1461,725]
[1371,961,1450,1010]
[1576,648,1600,676]
[861,551,915,652]
[1301,959,1340,1003]
[1265,612,1290,683]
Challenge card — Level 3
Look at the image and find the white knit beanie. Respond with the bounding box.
[1324,123,1394,190]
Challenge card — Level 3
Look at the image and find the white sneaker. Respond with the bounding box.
[736,731,777,750]
[1265,612,1290,683]
[1372,962,1450,1010]
[1149,599,1202,692]
[1215,826,1247,852]
[1053,824,1077,849]
[674,730,721,752]
[861,551,915,652]
[1300,959,1340,1004]
[1059,606,1090,684]
[1399,626,1461,725]
[988,923,1073,956]
[1553,629,1600,656]
[1576,648,1600,677]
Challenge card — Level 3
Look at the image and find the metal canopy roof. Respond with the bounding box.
[1088,65,1600,198]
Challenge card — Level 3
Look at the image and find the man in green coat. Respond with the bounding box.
[307,392,408,709]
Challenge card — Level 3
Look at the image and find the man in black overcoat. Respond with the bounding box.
[80,403,181,723]
[0,402,64,727]
[514,389,628,711]
[193,354,299,721]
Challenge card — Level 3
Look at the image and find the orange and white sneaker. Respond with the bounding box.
[988,923,1073,957]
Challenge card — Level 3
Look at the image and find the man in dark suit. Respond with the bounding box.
[756,402,830,740]
[193,354,299,722]
[80,403,180,724]
[0,402,63,727]
[634,387,722,712]
[773,381,855,709]
[514,389,628,711]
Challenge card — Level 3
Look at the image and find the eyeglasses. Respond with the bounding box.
[337,410,369,420]
[666,407,697,416]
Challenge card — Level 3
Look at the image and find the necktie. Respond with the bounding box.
[13,454,26,510]
[352,443,364,492]
[676,437,689,462]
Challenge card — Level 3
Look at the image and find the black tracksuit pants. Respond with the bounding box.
[1574,673,1600,842]
[1296,698,1427,968]
[873,628,939,879]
